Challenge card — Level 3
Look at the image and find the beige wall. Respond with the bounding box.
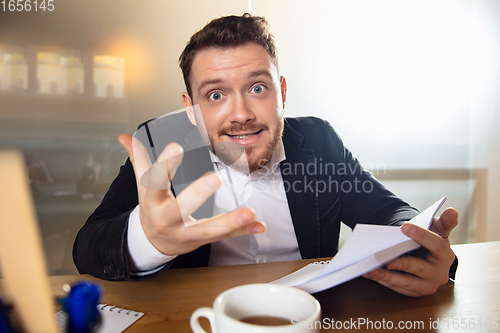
[470,0,500,241]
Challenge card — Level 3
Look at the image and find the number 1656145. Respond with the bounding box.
[2,0,55,12]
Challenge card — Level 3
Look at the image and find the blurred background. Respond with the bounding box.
[0,0,498,275]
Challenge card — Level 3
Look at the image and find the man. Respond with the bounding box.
[73,14,458,297]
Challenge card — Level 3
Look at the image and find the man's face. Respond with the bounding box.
[183,42,287,173]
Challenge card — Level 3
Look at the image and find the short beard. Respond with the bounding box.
[208,118,284,174]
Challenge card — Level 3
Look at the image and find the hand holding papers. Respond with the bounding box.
[271,197,448,294]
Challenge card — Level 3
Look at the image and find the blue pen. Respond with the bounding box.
[66,281,102,333]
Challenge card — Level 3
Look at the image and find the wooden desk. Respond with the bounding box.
[48,241,500,332]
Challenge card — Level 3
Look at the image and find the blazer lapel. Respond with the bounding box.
[281,120,321,259]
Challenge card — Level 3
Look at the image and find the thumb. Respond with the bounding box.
[431,208,458,238]
[118,133,153,188]
[118,133,134,160]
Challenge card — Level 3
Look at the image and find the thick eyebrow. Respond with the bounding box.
[197,69,274,94]
[198,78,223,94]
[247,69,273,81]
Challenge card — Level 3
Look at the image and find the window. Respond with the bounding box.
[68,81,80,95]
[106,84,114,98]
[49,81,58,94]
[12,78,25,91]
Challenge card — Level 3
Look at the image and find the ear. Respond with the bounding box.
[280,76,287,110]
[182,92,197,126]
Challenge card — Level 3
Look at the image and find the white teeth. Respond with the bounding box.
[228,130,261,139]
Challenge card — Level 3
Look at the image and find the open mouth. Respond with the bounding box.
[226,129,262,139]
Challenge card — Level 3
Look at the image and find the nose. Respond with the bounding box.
[228,93,255,124]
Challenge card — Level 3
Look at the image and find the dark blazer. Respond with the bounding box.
[73,113,420,280]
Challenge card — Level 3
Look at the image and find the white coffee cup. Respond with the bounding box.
[190,283,321,333]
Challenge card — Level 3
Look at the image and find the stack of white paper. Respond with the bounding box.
[271,197,447,294]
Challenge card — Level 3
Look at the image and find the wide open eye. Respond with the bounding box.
[251,85,265,94]
[209,92,223,101]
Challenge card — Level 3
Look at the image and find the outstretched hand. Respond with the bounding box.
[363,208,458,297]
[118,133,266,256]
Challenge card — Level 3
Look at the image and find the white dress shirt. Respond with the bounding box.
[127,140,302,274]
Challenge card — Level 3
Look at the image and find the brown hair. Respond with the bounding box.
[179,13,278,99]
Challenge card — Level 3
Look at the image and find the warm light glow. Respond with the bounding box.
[93,55,125,67]
[4,52,26,63]
[105,36,152,86]
[37,52,60,63]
